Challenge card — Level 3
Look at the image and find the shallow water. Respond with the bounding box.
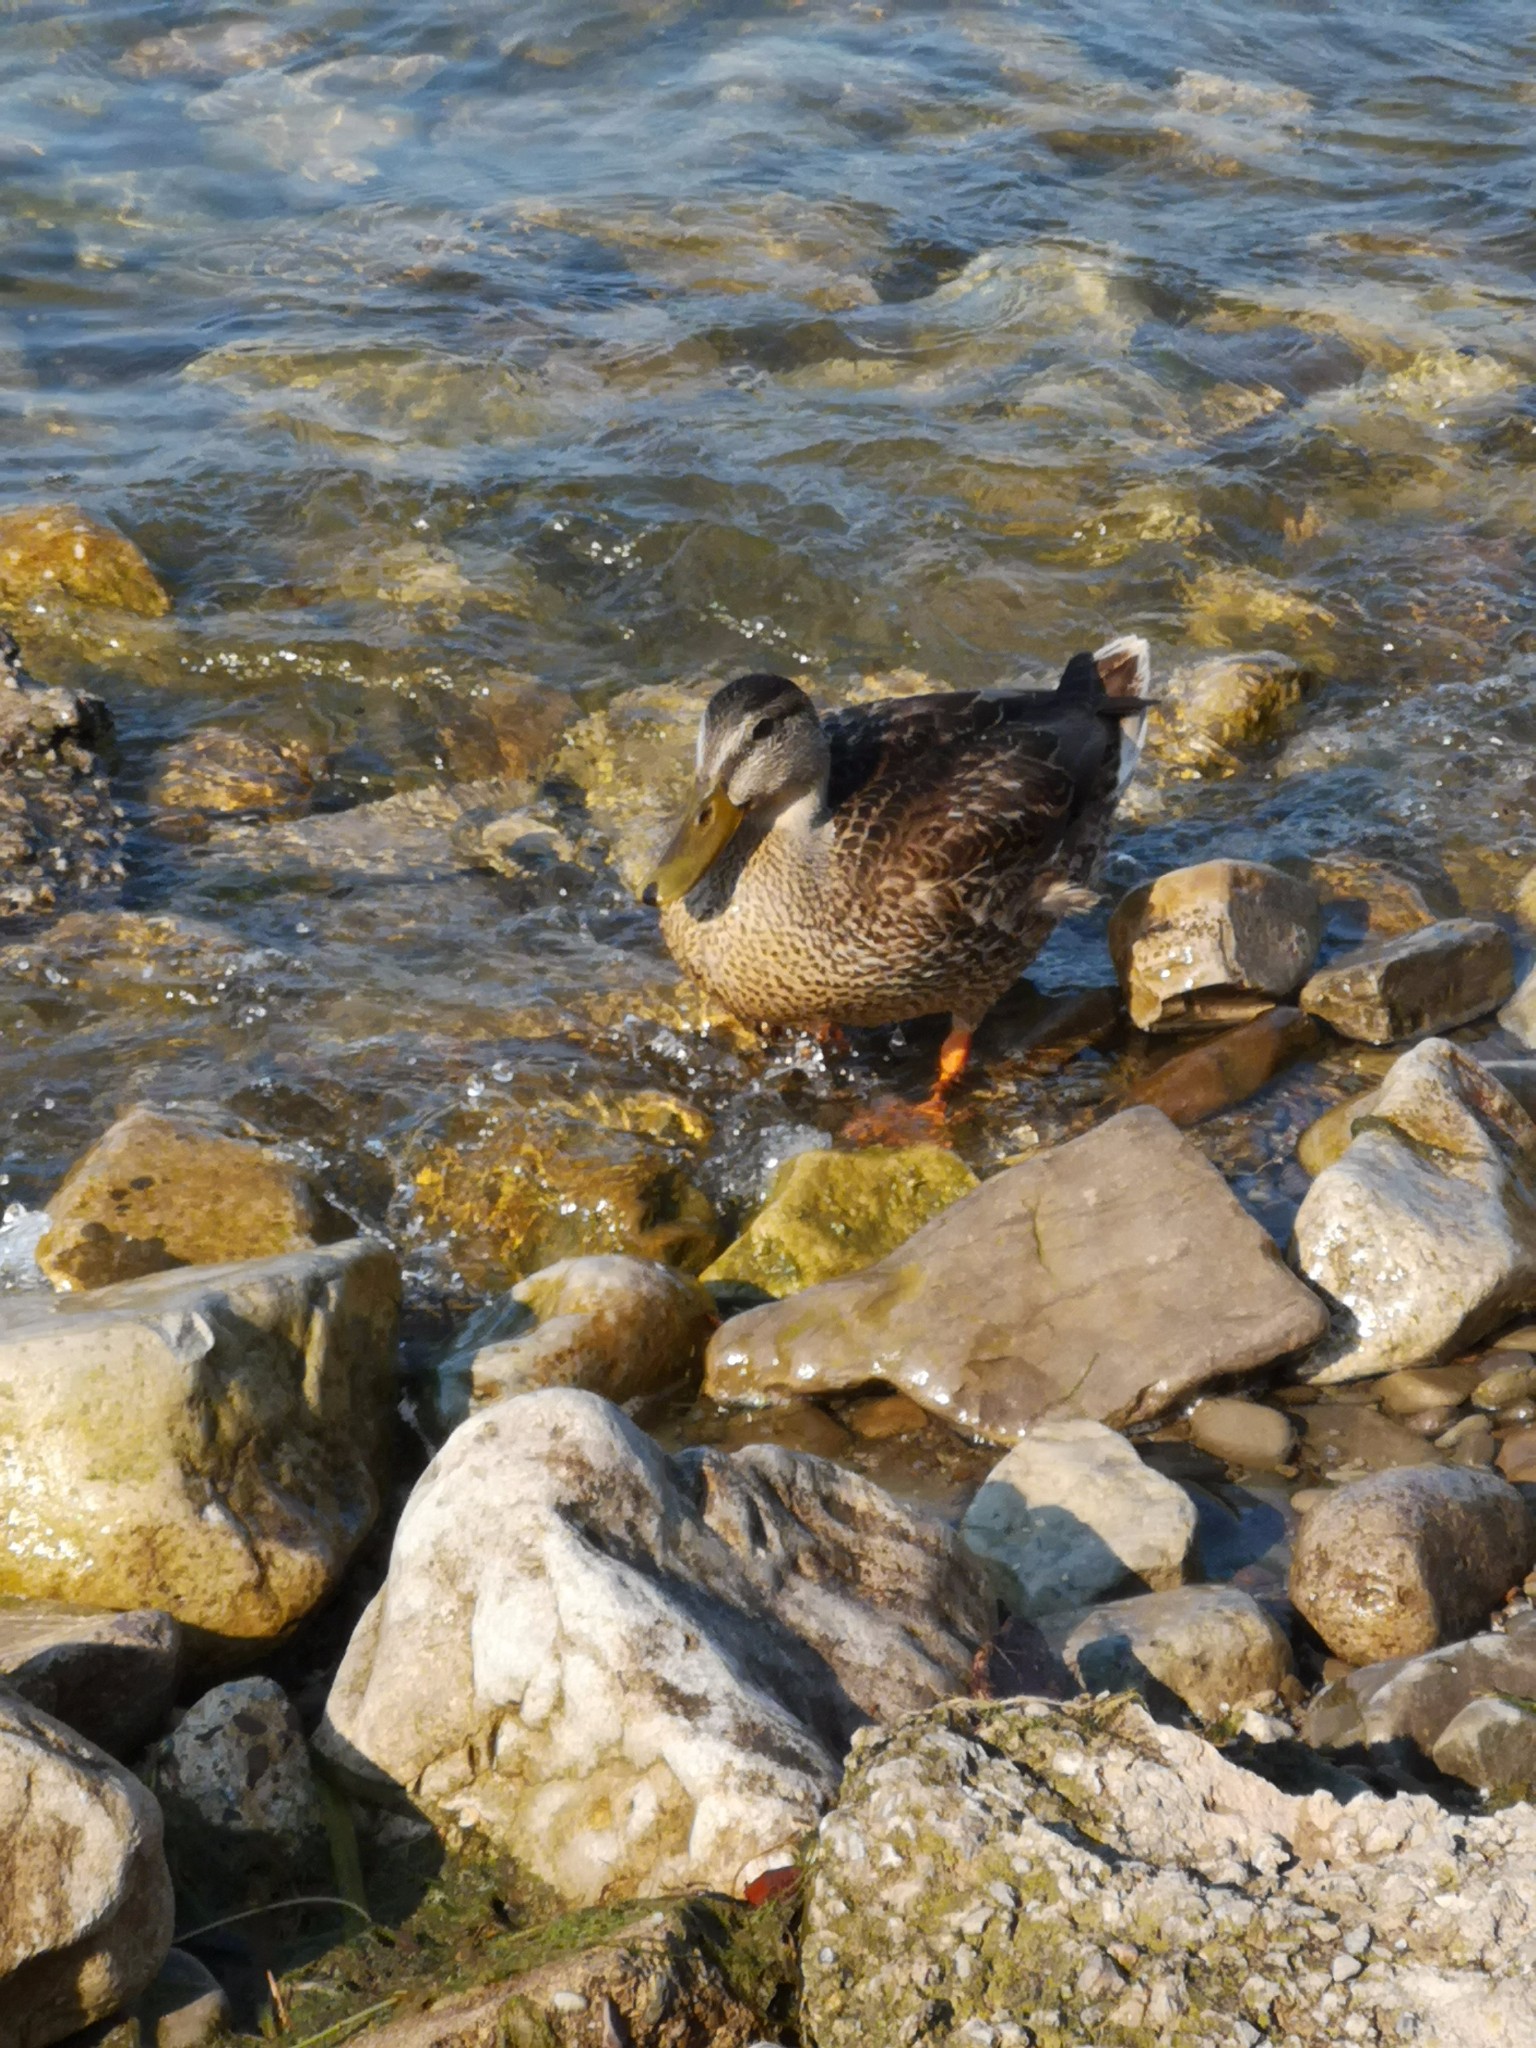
[4,0,1536,1351]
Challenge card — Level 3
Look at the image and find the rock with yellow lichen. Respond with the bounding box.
[703,1145,977,1298]
[411,1091,720,1290]
[0,504,170,617]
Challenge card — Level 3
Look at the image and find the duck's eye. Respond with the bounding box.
[697,801,713,825]
[751,716,776,743]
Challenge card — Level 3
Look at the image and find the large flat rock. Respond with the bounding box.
[705,1108,1327,1443]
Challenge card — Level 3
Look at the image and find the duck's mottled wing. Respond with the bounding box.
[823,693,1112,938]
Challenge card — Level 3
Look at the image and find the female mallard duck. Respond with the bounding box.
[643,636,1153,1115]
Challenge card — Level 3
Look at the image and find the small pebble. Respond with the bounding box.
[1493,1325,1536,1351]
[1401,1403,1462,1438]
[550,1992,589,2015]
[1435,1413,1495,1451]
[1473,1358,1536,1411]
[1290,1488,1328,1516]
[1496,1400,1536,1428]
[1378,1362,1487,1416]
[843,1391,928,1441]
[1497,1426,1536,1484]
[1187,1396,1296,1471]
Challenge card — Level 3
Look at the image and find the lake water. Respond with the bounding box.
[4,0,1535,1356]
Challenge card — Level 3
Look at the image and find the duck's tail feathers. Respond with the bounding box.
[1054,634,1154,795]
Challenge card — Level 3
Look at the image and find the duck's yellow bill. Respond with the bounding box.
[642,785,744,906]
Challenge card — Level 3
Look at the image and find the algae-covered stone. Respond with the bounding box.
[38,1104,349,1291]
[411,1093,719,1290]
[1146,649,1312,770]
[802,1693,1536,2048]
[469,1254,716,1410]
[0,504,170,617]
[149,728,314,819]
[0,1241,399,1653]
[1110,859,1322,1032]
[1300,918,1514,1044]
[702,1145,976,1298]
[706,1109,1327,1443]
[0,1690,174,2048]
[0,629,125,922]
[318,1389,989,1906]
[960,1420,1196,1618]
[1294,1040,1536,1382]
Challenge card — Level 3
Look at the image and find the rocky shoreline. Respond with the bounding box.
[5,534,1536,2048]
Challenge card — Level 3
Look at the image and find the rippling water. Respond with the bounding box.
[5,0,1536,1339]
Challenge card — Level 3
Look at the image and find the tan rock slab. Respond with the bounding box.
[1186,1396,1296,1470]
[1300,918,1514,1044]
[38,1104,349,1291]
[705,1108,1327,1444]
[0,1241,399,1653]
[1289,1465,1534,1664]
[1109,859,1322,1032]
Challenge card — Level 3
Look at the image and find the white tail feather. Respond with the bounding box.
[1093,633,1154,795]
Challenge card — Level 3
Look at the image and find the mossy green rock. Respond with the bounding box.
[0,504,170,617]
[804,1693,1536,2047]
[703,1145,977,1298]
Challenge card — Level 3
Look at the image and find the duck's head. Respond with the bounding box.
[642,673,828,906]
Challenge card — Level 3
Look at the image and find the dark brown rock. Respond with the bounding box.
[0,1599,179,1757]
[1300,919,1514,1044]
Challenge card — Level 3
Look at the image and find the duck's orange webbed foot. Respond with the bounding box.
[842,1022,973,1147]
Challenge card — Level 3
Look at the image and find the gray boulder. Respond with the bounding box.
[1295,1039,1536,1382]
[1303,1611,1536,1758]
[318,1389,990,1906]
[959,1421,1196,1618]
[706,1108,1327,1443]
[1300,919,1514,1044]
[1042,1585,1294,1722]
[0,1688,173,2048]
[0,1600,179,1757]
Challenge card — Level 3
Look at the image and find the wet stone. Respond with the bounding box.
[1295,1040,1536,1383]
[1289,1464,1534,1665]
[1126,1006,1321,1126]
[1378,1360,1488,1416]
[702,1144,977,1298]
[1145,649,1313,770]
[0,504,170,617]
[1295,1085,1383,1178]
[38,1103,350,1291]
[0,628,124,921]
[1109,859,1322,1033]
[1498,1425,1536,1483]
[1474,1356,1536,1409]
[960,1420,1197,1619]
[149,727,315,819]
[1186,1397,1296,1472]
[466,1253,715,1414]
[1299,918,1514,1044]
[705,1108,1328,1444]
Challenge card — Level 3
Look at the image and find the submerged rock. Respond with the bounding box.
[1042,1584,1293,1721]
[0,1690,173,2048]
[1126,1005,1320,1125]
[0,504,169,617]
[1299,918,1514,1044]
[149,728,315,820]
[0,1600,179,1758]
[1288,1464,1533,1665]
[1145,649,1312,770]
[0,629,124,921]
[469,1254,715,1410]
[318,1389,990,1905]
[802,1693,1536,2048]
[144,1678,328,1914]
[701,1144,977,1297]
[1294,1039,1536,1382]
[0,1241,399,1654]
[959,1420,1196,1618]
[38,1103,349,1291]
[1109,858,1322,1032]
[412,1093,718,1290]
[705,1108,1327,1443]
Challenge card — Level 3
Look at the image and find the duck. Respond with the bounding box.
[643,635,1153,1120]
